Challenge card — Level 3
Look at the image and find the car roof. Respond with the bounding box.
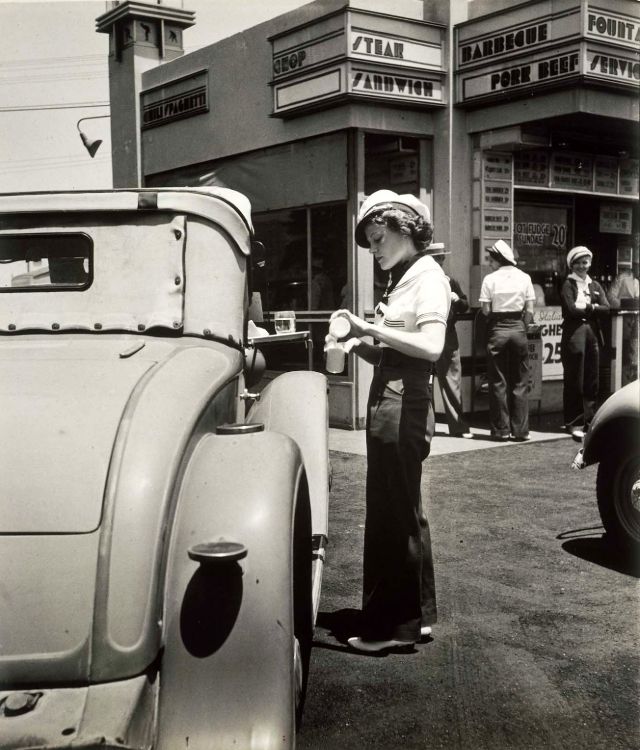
[0,187,254,254]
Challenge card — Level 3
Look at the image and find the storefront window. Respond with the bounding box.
[514,199,572,306]
[253,203,347,372]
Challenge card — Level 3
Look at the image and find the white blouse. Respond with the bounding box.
[374,255,450,343]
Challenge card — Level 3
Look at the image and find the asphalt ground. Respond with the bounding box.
[298,435,640,750]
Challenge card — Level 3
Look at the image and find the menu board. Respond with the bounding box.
[594,156,618,194]
[550,153,593,190]
[600,204,633,235]
[514,151,549,186]
[483,181,511,207]
[482,210,511,237]
[619,159,639,197]
[483,153,512,181]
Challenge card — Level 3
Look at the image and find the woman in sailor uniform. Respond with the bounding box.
[328,190,450,653]
[560,246,610,441]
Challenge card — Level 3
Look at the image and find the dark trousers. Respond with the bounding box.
[363,364,437,642]
[485,317,530,439]
[561,322,600,429]
[435,344,469,435]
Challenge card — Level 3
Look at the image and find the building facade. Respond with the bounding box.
[98,0,639,428]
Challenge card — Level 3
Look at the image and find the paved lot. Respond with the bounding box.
[300,434,640,750]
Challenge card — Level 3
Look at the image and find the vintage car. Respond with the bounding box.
[0,188,329,749]
[572,379,640,554]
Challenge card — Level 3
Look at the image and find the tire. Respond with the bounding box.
[596,450,640,554]
[293,481,313,729]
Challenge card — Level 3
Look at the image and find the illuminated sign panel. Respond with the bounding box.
[349,29,442,70]
[586,9,640,49]
[462,48,580,101]
[141,71,208,129]
[350,67,443,104]
[457,9,580,68]
[456,1,640,104]
[271,8,445,117]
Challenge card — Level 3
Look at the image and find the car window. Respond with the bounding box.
[0,233,92,291]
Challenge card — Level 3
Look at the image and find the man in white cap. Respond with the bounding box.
[479,239,536,441]
[560,245,609,440]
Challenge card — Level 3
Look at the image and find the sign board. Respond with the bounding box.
[349,67,443,104]
[586,48,640,89]
[141,71,208,130]
[271,9,444,116]
[349,29,442,70]
[514,151,549,186]
[533,306,563,380]
[585,8,640,51]
[600,204,633,234]
[550,152,594,191]
[594,156,619,193]
[527,333,543,399]
[457,9,580,69]
[456,3,639,104]
[619,159,640,196]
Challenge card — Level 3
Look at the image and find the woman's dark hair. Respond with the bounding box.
[488,249,512,267]
[365,208,433,253]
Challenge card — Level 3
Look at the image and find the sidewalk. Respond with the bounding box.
[329,420,571,456]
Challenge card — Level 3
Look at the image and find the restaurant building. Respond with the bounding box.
[97,0,639,428]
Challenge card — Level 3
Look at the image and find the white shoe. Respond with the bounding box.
[571,428,585,442]
[347,636,415,653]
[420,625,432,637]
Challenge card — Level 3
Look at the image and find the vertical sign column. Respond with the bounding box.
[470,151,513,303]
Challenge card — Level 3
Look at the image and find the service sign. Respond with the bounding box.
[585,48,640,88]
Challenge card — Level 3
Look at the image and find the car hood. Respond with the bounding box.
[0,336,240,687]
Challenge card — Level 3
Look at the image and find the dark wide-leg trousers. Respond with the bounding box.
[362,364,437,643]
[561,323,600,429]
[435,344,470,435]
[485,318,530,439]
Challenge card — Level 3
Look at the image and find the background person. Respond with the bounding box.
[430,243,472,438]
[328,189,450,653]
[479,240,535,442]
[560,246,610,441]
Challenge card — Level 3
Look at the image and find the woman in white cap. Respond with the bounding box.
[560,246,609,440]
[328,189,450,653]
[479,239,536,441]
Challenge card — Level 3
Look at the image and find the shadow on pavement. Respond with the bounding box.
[559,532,640,578]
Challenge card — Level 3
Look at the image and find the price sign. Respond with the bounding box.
[594,156,618,193]
[550,153,593,190]
[533,306,563,380]
[514,151,549,186]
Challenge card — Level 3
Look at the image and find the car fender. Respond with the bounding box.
[156,430,306,750]
[247,370,329,541]
[582,380,640,466]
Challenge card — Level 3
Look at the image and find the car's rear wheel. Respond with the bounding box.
[596,450,640,553]
[293,484,313,729]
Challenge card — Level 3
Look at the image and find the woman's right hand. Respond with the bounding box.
[330,309,369,338]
